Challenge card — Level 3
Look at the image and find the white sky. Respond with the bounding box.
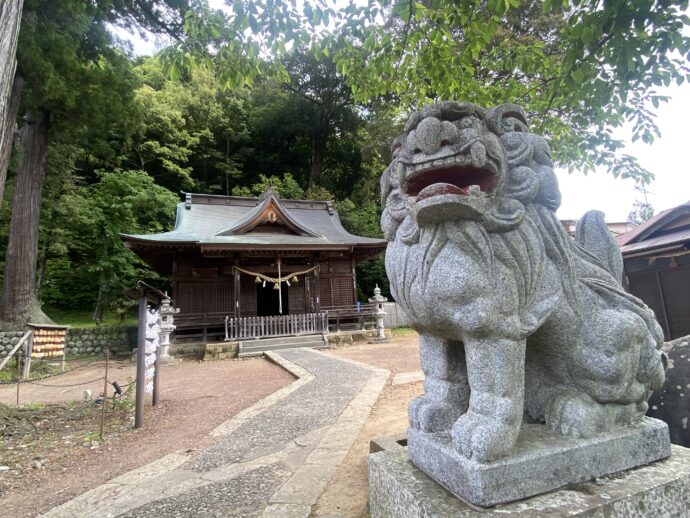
[556,82,690,222]
[112,15,690,224]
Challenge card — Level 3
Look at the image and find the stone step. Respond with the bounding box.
[238,334,327,348]
[238,334,328,357]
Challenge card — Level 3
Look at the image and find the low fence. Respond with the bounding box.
[225,312,328,341]
[380,302,409,328]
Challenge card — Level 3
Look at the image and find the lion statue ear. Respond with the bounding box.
[486,104,529,135]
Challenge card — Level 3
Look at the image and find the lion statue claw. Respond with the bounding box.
[382,101,666,463]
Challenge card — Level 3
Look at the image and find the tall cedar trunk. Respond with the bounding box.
[0,0,23,130]
[0,111,52,325]
[0,0,25,208]
[0,74,24,207]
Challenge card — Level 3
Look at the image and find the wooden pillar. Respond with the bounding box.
[233,257,240,318]
[314,254,321,313]
[351,254,357,304]
[655,270,672,339]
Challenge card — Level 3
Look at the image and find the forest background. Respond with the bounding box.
[0,0,687,327]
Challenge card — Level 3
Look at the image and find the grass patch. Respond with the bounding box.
[43,307,137,328]
[0,359,64,383]
[391,326,417,336]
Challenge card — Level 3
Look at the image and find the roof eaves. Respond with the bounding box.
[215,194,321,238]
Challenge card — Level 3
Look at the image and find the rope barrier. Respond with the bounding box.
[25,376,106,388]
[0,356,106,385]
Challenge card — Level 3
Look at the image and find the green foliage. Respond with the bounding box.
[17,0,686,315]
[125,62,252,193]
[40,170,178,315]
[628,200,655,226]
[111,378,135,413]
[329,0,690,182]
[43,306,136,328]
[231,173,306,199]
[164,0,689,183]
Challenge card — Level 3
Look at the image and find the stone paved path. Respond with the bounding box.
[41,348,389,518]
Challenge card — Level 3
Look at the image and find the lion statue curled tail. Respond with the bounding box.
[382,101,666,462]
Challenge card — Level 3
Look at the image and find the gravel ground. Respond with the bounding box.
[330,329,420,375]
[0,358,295,518]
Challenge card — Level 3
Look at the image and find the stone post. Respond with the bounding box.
[158,293,180,364]
[368,284,389,342]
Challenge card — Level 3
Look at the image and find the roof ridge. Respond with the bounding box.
[183,191,334,206]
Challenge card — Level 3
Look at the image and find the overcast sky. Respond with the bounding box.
[556,82,690,222]
[113,23,690,223]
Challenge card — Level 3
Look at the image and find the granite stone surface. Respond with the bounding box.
[408,418,671,506]
[122,462,291,517]
[184,348,371,472]
[648,335,690,447]
[369,444,690,517]
[380,101,669,493]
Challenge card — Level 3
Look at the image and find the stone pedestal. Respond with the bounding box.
[407,418,670,507]
[157,344,181,364]
[369,442,690,517]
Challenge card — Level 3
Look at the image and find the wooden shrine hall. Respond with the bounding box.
[121,188,387,342]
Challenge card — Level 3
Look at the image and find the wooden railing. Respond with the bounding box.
[224,312,328,341]
[176,311,228,328]
[323,303,377,332]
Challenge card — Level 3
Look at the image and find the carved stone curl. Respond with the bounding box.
[381,101,667,464]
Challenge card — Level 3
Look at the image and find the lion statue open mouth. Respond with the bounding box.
[382,101,666,463]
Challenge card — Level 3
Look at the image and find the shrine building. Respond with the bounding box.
[121,188,387,342]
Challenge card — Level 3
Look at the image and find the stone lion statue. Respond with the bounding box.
[382,101,666,463]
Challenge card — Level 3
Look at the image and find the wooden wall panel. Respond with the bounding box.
[289,282,306,313]
[240,274,257,316]
[331,277,355,306]
[320,279,333,308]
[176,279,233,315]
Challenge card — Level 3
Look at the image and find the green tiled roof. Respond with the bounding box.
[121,192,387,250]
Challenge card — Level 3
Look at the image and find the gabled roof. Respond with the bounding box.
[616,200,690,256]
[216,188,319,237]
[120,190,387,253]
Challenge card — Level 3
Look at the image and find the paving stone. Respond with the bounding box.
[123,462,291,517]
[184,349,371,472]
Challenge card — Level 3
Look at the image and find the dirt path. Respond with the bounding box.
[316,330,422,517]
[0,358,295,517]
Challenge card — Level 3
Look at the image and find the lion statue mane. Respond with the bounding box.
[382,101,666,462]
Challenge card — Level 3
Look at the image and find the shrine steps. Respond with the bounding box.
[237,333,329,357]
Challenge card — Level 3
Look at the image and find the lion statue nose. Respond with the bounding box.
[408,117,460,155]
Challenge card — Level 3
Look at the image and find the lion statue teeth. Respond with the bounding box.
[382,101,666,463]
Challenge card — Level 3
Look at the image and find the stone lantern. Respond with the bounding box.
[158,293,180,363]
[368,284,389,341]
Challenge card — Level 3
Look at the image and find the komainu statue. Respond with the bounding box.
[381,102,668,481]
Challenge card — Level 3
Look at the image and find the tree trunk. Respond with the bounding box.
[0,0,24,200]
[35,166,65,300]
[0,74,24,208]
[0,110,53,326]
[309,134,327,186]
[91,229,108,325]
